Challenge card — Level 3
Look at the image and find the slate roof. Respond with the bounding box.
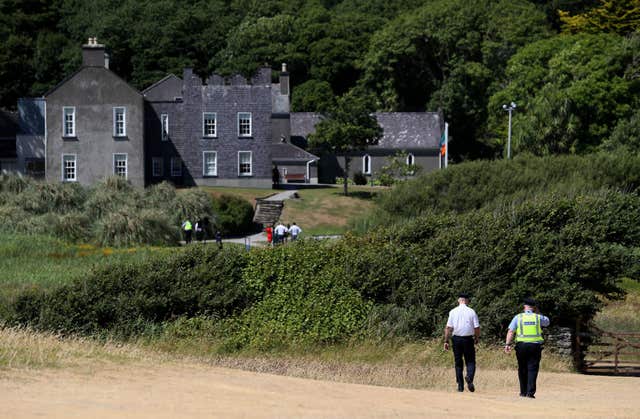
[290,112,442,150]
[271,141,318,163]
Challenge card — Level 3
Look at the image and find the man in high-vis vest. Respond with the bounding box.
[504,297,550,398]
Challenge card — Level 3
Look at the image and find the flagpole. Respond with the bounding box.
[444,122,449,168]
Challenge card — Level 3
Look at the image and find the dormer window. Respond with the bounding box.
[161,114,169,141]
[407,153,414,166]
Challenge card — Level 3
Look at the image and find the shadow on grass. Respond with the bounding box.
[342,191,377,200]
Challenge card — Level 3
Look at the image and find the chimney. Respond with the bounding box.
[280,63,289,96]
[82,37,107,68]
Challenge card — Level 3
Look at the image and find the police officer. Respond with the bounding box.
[444,293,480,392]
[504,297,550,398]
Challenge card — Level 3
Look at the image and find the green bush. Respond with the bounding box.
[211,194,255,236]
[353,171,368,185]
[94,207,180,246]
[11,245,251,336]
[370,153,640,226]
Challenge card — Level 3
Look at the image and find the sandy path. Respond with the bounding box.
[0,363,637,418]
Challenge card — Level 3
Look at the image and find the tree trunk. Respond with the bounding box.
[343,156,350,196]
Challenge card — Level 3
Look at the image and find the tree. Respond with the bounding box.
[308,92,382,195]
[358,0,551,160]
[488,33,639,155]
[559,0,640,35]
[377,151,422,186]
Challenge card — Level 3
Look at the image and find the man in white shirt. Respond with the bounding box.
[274,222,288,244]
[288,222,302,240]
[444,293,481,392]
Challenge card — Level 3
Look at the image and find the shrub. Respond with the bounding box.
[94,207,180,246]
[13,182,85,215]
[211,194,255,236]
[174,189,215,227]
[12,245,251,336]
[84,177,140,220]
[353,171,368,185]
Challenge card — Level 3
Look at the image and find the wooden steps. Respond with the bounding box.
[253,199,284,225]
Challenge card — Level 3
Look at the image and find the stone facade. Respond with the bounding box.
[44,41,145,187]
[144,69,275,188]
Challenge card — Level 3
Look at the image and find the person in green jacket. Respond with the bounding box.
[181,220,193,244]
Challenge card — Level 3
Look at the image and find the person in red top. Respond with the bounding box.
[265,225,273,246]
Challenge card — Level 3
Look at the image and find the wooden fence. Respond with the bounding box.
[579,325,640,376]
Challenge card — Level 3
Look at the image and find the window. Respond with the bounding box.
[25,158,45,178]
[171,157,182,177]
[238,112,252,137]
[63,107,75,137]
[152,157,163,177]
[406,153,415,166]
[113,154,127,178]
[203,112,217,137]
[203,151,217,176]
[62,154,76,182]
[113,107,126,137]
[363,154,371,175]
[161,114,169,141]
[238,151,252,176]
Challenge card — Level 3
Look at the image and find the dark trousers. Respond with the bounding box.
[452,336,476,385]
[515,342,543,396]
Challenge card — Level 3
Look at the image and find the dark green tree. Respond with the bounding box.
[308,91,382,195]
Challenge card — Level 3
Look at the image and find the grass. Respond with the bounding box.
[594,278,640,332]
[0,232,173,301]
[199,185,380,236]
[0,325,153,371]
[0,325,571,391]
[279,186,379,235]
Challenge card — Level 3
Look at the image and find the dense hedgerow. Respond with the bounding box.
[7,190,639,348]
[210,194,255,236]
[370,153,640,225]
[11,245,251,336]
[0,177,222,246]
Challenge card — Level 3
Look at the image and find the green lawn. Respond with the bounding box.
[199,185,382,236]
[0,233,171,296]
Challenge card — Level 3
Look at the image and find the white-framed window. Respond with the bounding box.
[203,151,217,177]
[238,151,252,176]
[238,112,252,137]
[63,107,75,137]
[113,107,126,137]
[113,153,127,178]
[171,157,182,177]
[62,154,77,182]
[406,153,415,166]
[203,112,217,137]
[363,154,371,175]
[161,114,169,141]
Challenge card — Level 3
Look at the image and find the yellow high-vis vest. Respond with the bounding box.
[183,221,192,231]
[515,313,543,343]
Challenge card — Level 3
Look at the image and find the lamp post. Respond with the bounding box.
[502,102,516,159]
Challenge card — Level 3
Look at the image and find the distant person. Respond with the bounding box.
[272,165,280,189]
[289,222,302,240]
[181,219,193,244]
[265,224,273,246]
[215,230,222,249]
[195,219,204,242]
[504,297,550,399]
[274,222,288,244]
[444,293,480,392]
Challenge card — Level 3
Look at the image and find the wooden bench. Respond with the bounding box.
[284,173,306,183]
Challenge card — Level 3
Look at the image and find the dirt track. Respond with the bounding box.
[0,363,637,418]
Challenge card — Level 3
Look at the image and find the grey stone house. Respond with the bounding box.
[16,40,443,188]
[291,112,444,183]
[44,38,145,186]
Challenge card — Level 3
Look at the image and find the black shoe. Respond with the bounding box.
[526,394,535,399]
[465,377,475,392]
[457,384,464,392]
